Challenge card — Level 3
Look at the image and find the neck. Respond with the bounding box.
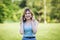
[26,19,31,22]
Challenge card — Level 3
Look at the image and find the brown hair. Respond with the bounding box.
[22,8,33,22]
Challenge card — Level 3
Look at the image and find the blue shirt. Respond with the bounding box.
[23,22,35,37]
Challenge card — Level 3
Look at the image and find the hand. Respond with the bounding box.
[32,16,35,21]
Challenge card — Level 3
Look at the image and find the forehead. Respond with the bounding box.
[26,11,30,14]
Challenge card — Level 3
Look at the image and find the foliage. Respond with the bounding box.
[50,0,60,23]
[0,0,60,23]
[0,0,20,23]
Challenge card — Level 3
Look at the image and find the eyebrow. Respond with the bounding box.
[26,12,30,14]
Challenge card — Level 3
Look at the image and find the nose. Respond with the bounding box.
[26,13,29,16]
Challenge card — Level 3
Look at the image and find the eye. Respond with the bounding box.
[28,12,31,14]
[26,13,30,14]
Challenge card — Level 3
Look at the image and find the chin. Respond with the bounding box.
[26,18,31,20]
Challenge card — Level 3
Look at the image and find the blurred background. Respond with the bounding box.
[0,0,60,23]
[0,0,60,40]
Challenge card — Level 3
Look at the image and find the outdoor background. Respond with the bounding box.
[0,0,60,40]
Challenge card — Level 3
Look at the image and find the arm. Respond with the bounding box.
[32,20,39,34]
[20,22,24,35]
[20,17,24,35]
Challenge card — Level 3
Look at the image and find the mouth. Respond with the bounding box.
[26,16,30,17]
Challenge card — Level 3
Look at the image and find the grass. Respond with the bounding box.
[0,23,60,40]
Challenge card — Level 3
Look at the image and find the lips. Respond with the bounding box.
[26,16,30,17]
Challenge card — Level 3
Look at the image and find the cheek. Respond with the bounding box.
[29,14,32,17]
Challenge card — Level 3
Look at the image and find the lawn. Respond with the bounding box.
[0,23,60,40]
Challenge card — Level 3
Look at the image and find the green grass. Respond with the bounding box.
[0,23,60,40]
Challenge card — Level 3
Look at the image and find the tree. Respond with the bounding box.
[50,0,60,22]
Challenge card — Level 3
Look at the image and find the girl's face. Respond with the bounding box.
[25,11,32,20]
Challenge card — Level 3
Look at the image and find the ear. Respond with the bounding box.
[24,18,25,20]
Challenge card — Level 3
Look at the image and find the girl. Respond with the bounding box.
[20,8,38,40]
